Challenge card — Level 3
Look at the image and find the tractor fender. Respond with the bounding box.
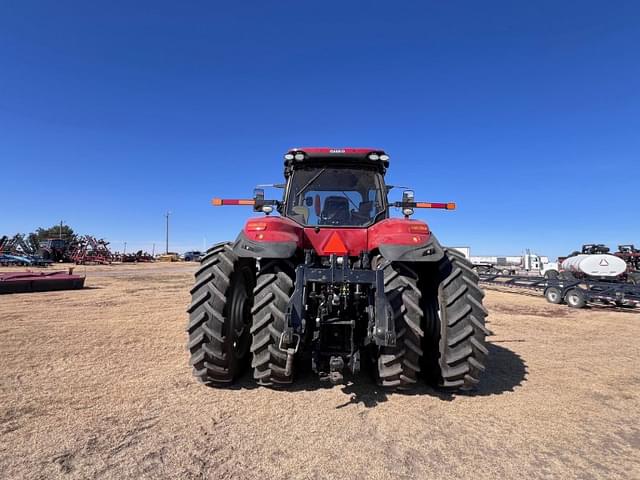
[232,231,298,259]
[378,234,445,263]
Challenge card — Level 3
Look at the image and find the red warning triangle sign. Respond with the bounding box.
[323,231,348,255]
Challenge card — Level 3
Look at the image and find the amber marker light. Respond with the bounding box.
[414,202,456,210]
[211,198,256,206]
[408,224,429,233]
[247,222,268,231]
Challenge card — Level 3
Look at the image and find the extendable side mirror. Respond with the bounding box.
[253,188,265,212]
[402,190,415,218]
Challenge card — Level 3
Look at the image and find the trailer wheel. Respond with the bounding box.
[250,259,296,386]
[421,249,490,391]
[186,242,255,386]
[544,287,563,304]
[565,288,586,308]
[544,270,559,279]
[374,257,423,390]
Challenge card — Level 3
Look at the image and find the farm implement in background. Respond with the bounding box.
[117,250,155,263]
[0,234,52,267]
[0,269,85,294]
[67,236,113,265]
[478,273,640,309]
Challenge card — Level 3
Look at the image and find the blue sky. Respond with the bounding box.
[1,1,638,258]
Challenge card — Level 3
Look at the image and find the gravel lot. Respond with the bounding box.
[1,263,638,479]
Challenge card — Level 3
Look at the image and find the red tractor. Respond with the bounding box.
[187,148,488,390]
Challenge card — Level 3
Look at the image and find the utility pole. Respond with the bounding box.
[59,220,64,239]
[123,241,127,255]
[165,212,171,254]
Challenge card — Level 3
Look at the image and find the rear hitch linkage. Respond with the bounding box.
[285,253,396,346]
[278,332,301,377]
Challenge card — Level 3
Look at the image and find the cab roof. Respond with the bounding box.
[283,147,389,177]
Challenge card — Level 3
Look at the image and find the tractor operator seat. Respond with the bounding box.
[320,196,351,225]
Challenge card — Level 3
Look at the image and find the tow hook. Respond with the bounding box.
[279,332,301,377]
[324,356,345,384]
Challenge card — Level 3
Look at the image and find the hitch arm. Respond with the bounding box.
[374,269,396,347]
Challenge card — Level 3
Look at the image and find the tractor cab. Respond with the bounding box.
[284,169,386,228]
[282,148,390,227]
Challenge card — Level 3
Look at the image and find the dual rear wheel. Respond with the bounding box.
[186,243,255,385]
[187,244,489,390]
[545,286,586,308]
[187,244,297,386]
[374,249,490,390]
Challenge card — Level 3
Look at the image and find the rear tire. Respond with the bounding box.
[186,242,255,386]
[565,288,586,308]
[422,249,490,391]
[250,260,296,386]
[544,286,563,304]
[374,258,424,390]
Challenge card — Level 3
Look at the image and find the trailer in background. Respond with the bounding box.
[478,272,640,309]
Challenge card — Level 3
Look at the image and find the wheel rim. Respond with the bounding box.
[548,290,559,302]
[228,267,253,360]
[567,293,579,306]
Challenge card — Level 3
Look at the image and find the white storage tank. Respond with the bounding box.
[560,254,627,277]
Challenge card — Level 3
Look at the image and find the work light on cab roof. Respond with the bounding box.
[189,146,487,393]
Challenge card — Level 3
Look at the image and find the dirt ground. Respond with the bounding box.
[1,263,639,479]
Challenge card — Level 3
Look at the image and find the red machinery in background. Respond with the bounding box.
[67,236,113,265]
